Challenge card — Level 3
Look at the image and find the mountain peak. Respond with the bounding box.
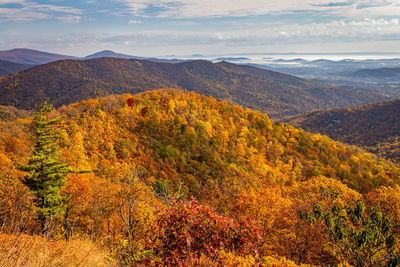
[84,50,136,60]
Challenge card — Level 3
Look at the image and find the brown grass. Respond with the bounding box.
[0,234,115,267]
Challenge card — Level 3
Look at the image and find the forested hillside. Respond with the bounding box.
[284,99,400,162]
[0,105,31,121]
[1,89,400,265]
[0,58,389,118]
[0,60,32,76]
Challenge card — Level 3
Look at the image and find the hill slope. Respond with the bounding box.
[283,99,400,162]
[1,89,399,265]
[0,57,388,118]
[2,89,397,196]
[0,105,31,121]
[0,60,32,76]
[0,48,76,65]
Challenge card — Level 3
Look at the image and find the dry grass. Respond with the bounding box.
[0,234,115,267]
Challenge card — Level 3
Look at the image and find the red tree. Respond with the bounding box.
[127,98,134,109]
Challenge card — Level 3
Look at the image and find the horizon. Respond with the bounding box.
[3,47,400,62]
[1,1,400,57]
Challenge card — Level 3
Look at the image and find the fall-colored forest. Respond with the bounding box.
[284,98,400,163]
[1,89,400,266]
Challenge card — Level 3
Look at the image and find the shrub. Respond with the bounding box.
[151,199,262,265]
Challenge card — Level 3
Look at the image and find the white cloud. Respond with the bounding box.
[0,0,25,3]
[331,2,400,18]
[23,2,81,14]
[0,7,49,21]
[2,0,399,56]
[57,15,81,23]
[0,0,82,22]
[221,18,400,45]
[116,0,400,18]
[39,17,399,48]
[350,18,398,26]
[97,17,400,48]
[3,25,400,57]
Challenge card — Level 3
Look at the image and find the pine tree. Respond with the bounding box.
[19,102,71,235]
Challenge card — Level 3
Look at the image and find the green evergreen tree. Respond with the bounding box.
[19,102,71,235]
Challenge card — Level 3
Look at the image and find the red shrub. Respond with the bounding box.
[152,199,262,265]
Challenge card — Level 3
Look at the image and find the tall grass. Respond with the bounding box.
[0,234,114,267]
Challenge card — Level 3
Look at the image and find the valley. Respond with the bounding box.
[0,57,389,118]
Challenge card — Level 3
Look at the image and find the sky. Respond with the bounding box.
[1,0,400,57]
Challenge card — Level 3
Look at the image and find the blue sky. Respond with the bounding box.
[1,0,400,57]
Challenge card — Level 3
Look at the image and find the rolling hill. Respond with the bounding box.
[0,48,77,65]
[0,57,389,118]
[283,98,400,162]
[0,59,32,76]
[340,67,400,81]
[0,89,400,266]
[1,89,400,265]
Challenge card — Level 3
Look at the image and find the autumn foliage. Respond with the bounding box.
[284,98,400,163]
[152,199,261,265]
[0,89,399,265]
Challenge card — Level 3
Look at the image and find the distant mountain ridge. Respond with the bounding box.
[84,50,184,63]
[0,48,184,66]
[340,67,400,80]
[0,48,77,65]
[283,99,400,162]
[0,60,33,76]
[250,58,400,78]
[0,57,389,118]
[251,59,400,98]
[84,50,135,59]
